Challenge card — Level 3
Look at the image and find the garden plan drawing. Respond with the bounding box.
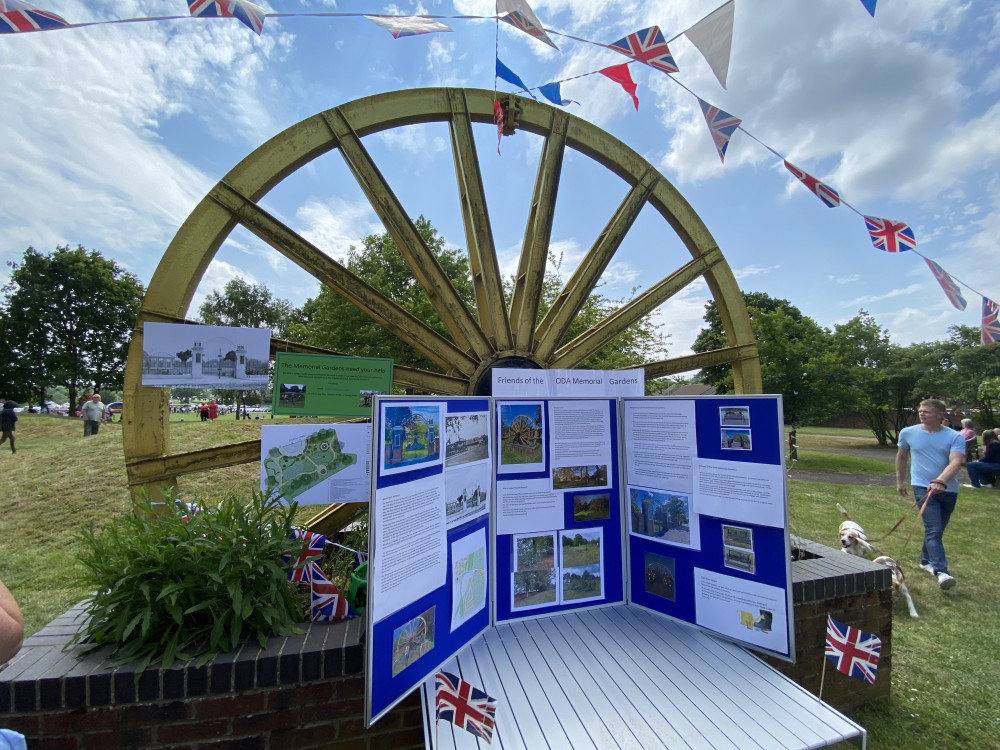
[261,424,371,505]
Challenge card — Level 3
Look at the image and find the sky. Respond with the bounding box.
[2,0,999,374]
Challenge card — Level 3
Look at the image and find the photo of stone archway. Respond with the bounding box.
[141,322,271,388]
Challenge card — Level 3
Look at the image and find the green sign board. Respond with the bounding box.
[272,353,393,417]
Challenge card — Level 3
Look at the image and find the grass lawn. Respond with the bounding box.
[3,420,999,749]
[791,450,893,474]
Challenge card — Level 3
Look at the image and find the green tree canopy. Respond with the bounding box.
[199,277,301,339]
[1,245,144,408]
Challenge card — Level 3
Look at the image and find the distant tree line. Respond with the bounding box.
[692,291,1000,445]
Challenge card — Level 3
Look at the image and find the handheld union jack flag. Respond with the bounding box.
[0,0,67,33]
[187,0,266,35]
[285,529,326,583]
[309,568,355,621]
[864,216,916,253]
[607,26,678,74]
[435,671,497,743]
[783,161,841,208]
[982,298,1000,345]
[825,615,881,684]
[698,98,741,162]
[924,258,967,312]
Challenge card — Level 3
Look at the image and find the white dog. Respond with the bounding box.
[837,505,918,618]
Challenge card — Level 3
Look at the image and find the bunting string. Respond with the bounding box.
[3,0,991,339]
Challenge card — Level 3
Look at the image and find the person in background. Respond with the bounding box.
[0,579,23,666]
[959,418,976,442]
[80,394,108,436]
[895,398,965,590]
[964,430,1000,489]
[0,401,16,454]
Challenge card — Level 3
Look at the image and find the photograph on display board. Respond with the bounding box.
[725,547,756,575]
[359,390,384,408]
[513,533,555,572]
[512,568,557,610]
[572,492,611,523]
[141,322,271,389]
[629,487,693,547]
[381,403,442,475]
[719,406,751,427]
[278,384,306,408]
[443,463,490,530]
[722,524,754,551]
[720,428,753,451]
[552,464,609,491]
[560,529,603,603]
[498,402,545,471]
[450,528,487,632]
[390,606,436,677]
[444,413,490,468]
[739,608,773,633]
[644,552,676,602]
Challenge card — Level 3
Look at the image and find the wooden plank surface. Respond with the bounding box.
[421,605,866,750]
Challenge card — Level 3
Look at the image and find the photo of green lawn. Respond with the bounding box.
[561,529,601,568]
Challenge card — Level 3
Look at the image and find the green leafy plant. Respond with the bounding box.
[72,491,306,670]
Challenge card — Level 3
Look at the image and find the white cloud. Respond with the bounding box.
[427,37,455,66]
[847,283,923,306]
[374,124,449,155]
[295,198,382,263]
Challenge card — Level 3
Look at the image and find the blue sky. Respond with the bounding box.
[2,0,999,371]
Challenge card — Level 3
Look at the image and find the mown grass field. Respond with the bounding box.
[2,416,999,749]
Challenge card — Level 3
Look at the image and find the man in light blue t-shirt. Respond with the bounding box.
[895,398,965,590]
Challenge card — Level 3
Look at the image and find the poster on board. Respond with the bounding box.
[272,353,392,417]
[141,322,270,389]
[260,423,371,505]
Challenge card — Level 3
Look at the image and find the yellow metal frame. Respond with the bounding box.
[122,87,761,533]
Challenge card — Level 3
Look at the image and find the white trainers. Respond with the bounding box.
[920,563,935,576]
[937,572,956,590]
[962,483,979,489]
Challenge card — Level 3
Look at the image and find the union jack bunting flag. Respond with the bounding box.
[309,568,355,621]
[494,99,504,154]
[187,0,265,35]
[607,26,678,74]
[0,0,67,33]
[783,161,841,208]
[365,16,452,38]
[864,215,916,253]
[698,98,741,162]
[435,671,497,743]
[982,298,1000,345]
[500,10,557,49]
[825,615,881,684]
[924,257,967,311]
[285,529,326,583]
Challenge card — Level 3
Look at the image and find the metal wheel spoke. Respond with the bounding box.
[533,165,659,361]
[509,108,570,353]
[447,89,512,351]
[641,345,760,379]
[208,182,477,376]
[550,248,724,369]
[321,107,492,360]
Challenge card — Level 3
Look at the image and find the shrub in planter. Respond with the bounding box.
[72,491,307,669]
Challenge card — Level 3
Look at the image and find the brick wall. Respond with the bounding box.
[0,605,424,750]
[762,539,893,712]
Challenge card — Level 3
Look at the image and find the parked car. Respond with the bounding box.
[106,402,123,421]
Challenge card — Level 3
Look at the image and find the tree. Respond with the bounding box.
[198,278,301,339]
[294,219,667,378]
[1,246,144,409]
[913,325,1000,422]
[693,292,844,424]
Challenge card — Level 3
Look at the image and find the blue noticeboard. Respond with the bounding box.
[366,394,793,728]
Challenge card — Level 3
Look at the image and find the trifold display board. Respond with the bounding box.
[366,394,792,728]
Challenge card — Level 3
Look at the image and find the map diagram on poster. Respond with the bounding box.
[261,423,371,505]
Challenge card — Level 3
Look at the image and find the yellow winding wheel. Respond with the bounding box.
[121,87,761,532]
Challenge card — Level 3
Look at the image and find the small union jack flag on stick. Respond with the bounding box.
[864,215,916,253]
[0,0,67,33]
[982,297,1000,345]
[825,615,881,684]
[607,26,678,74]
[285,529,326,583]
[783,161,841,208]
[924,257,967,311]
[435,671,497,743]
[698,98,741,162]
[187,0,266,35]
